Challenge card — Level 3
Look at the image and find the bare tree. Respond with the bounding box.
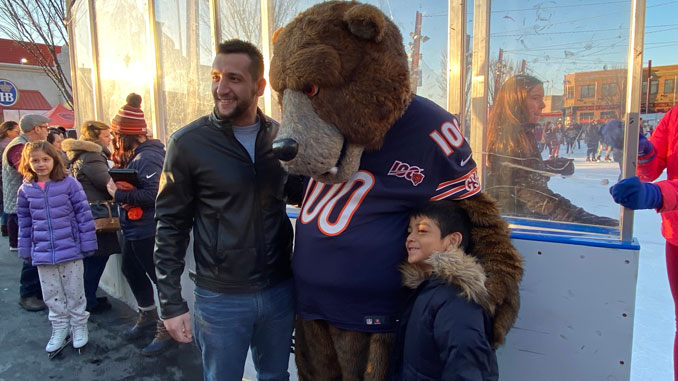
[220,0,299,43]
[0,0,72,108]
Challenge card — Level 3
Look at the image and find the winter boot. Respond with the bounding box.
[141,321,178,357]
[72,324,89,349]
[123,307,158,340]
[45,325,70,352]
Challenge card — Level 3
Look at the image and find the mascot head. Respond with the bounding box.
[270,1,411,184]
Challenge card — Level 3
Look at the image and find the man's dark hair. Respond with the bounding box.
[411,200,472,252]
[217,39,264,81]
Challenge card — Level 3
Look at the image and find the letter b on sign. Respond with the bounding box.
[0,80,19,107]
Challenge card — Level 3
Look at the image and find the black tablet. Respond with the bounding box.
[109,168,140,187]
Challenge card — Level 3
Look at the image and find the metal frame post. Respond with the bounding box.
[620,0,647,241]
[470,0,490,185]
[447,0,466,129]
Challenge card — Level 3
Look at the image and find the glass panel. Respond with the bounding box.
[483,0,632,230]
[94,0,154,134]
[71,0,95,130]
[154,0,212,136]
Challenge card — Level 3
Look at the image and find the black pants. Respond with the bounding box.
[120,236,157,308]
[7,213,18,248]
[20,261,42,299]
[83,255,110,308]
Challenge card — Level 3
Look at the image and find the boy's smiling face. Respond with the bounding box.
[406,216,460,264]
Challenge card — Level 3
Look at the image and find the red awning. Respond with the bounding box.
[0,89,51,110]
[44,103,74,128]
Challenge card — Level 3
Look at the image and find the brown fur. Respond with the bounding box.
[295,318,393,381]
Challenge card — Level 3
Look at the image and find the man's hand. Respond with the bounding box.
[163,312,193,343]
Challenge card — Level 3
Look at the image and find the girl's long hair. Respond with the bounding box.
[486,75,543,162]
[19,141,67,182]
[111,133,143,168]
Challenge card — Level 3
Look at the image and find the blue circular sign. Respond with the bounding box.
[0,79,19,107]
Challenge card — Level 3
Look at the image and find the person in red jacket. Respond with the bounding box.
[610,105,678,380]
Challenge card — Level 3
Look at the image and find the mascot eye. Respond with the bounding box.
[302,84,319,97]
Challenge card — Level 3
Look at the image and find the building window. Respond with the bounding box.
[567,86,574,99]
[601,111,617,120]
[601,83,618,97]
[644,80,659,95]
[580,112,594,121]
[666,79,675,94]
[581,84,595,98]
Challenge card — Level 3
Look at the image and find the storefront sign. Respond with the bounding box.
[0,79,19,107]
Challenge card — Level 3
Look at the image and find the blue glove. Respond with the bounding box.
[638,133,654,157]
[610,176,663,210]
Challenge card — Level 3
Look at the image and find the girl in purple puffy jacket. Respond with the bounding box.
[16,141,98,353]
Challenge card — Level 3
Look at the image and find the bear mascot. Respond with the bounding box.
[269,2,523,379]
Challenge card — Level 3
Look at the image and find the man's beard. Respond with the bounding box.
[214,91,255,121]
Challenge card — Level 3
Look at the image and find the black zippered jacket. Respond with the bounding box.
[154,109,301,319]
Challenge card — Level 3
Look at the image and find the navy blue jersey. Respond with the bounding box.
[292,96,480,332]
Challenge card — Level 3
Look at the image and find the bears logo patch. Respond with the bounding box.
[388,160,425,186]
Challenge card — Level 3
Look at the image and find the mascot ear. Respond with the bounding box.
[272,27,284,44]
[343,4,385,42]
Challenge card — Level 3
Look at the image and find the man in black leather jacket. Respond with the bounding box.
[154,39,302,381]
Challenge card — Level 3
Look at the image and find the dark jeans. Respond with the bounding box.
[121,235,157,308]
[7,213,18,248]
[194,280,295,381]
[20,261,42,299]
[84,255,110,308]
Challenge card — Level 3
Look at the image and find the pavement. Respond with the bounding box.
[0,237,204,381]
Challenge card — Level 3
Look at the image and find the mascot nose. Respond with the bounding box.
[272,138,299,162]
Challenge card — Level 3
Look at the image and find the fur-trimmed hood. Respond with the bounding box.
[63,138,105,161]
[401,247,492,313]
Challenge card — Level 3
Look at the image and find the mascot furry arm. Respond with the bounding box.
[270,2,522,377]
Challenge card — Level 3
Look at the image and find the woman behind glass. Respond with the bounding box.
[63,121,120,313]
[485,74,617,226]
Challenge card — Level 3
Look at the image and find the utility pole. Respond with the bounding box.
[520,59,526,74]
[409,11,428,95]
[493,48,503,102]
[644,59,652,114]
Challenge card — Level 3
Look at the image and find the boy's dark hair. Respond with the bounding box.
[217,39,264,81]
[411,200,472,252]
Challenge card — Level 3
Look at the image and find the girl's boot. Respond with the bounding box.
[72,324,89,349]
[46,325,70,352]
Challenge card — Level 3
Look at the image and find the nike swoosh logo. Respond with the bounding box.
[146,172,157,179]
[460,154,473,166]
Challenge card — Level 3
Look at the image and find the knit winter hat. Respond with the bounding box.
[111,93,147,135]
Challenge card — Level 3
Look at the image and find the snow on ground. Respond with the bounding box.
[243,143,673,380]
[548,144,672,381]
